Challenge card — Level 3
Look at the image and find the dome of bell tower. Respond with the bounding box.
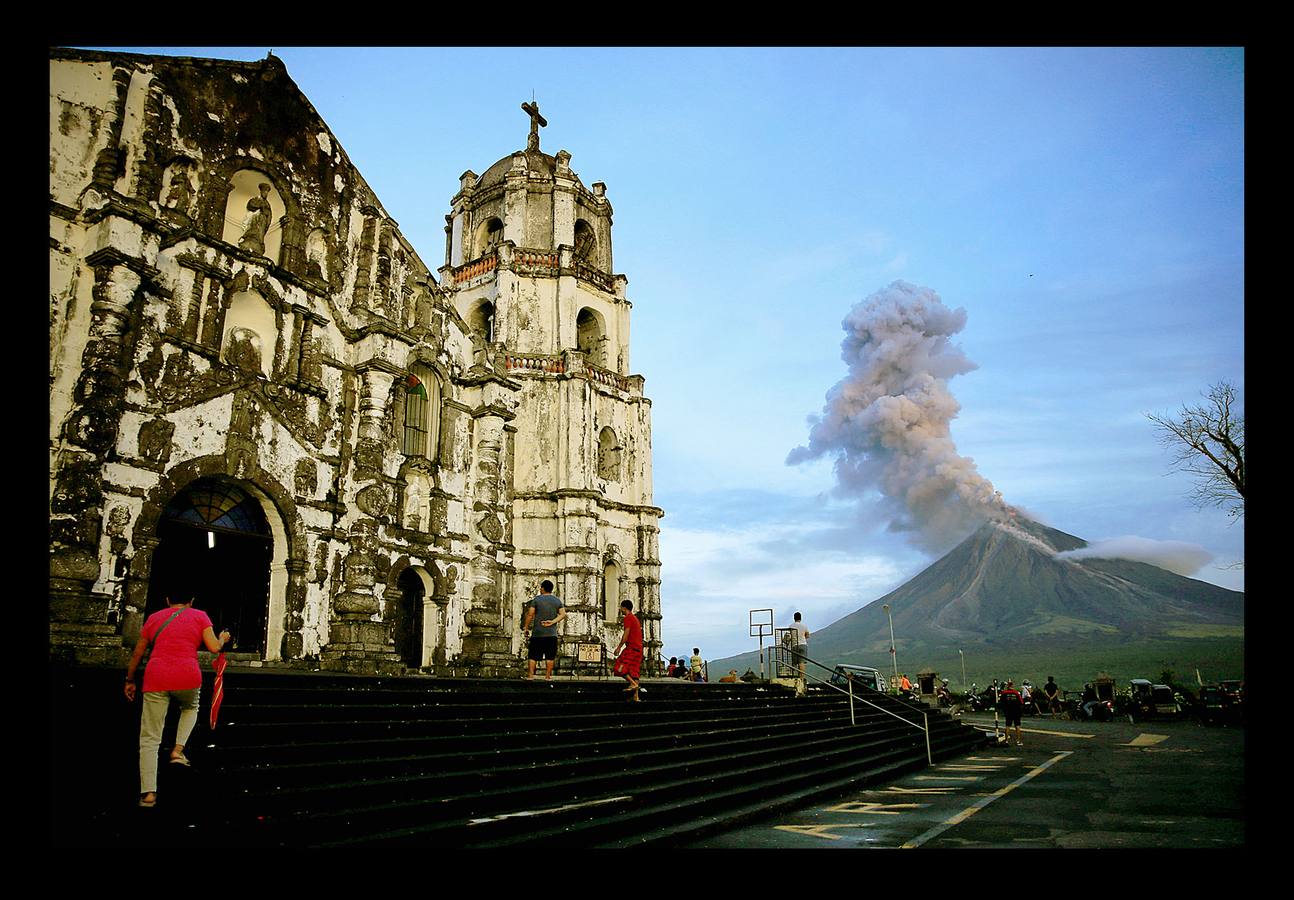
[443,102,613,272]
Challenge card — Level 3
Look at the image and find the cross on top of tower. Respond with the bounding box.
[521,101,547,151]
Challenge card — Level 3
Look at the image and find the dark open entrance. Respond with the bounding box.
[390,567,425,668]
[146,477,273,655]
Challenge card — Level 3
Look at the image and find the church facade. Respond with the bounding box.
[49,48,663,675]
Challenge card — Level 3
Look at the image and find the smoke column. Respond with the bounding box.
[787,280,1012,551]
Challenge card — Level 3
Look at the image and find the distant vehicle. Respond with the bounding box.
[1194,683,1243,725]
[829,665,883,692]
[1130,679,1181,719]
[1065,689,1114,722]
[1218,679,1244,705]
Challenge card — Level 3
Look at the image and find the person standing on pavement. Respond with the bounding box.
[999,679,1024,746]
[611,599,644,702]
[790,612,810,697]
[690,648,704,682]
[1042,676,1061,717]
[522,579,566,680]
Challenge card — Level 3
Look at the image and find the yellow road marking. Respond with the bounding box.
[873,786,958,795]
[775,824,868,840]
[937,764,1006,771]
[1123,733,1169,747]
[825,801,925,815]
[914,775,982,781]
[1023,727,1096,738]
[901,751,1074,849]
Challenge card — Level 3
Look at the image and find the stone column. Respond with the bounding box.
[637,521,663,675]
[319,363,403,673]
[51,259,145,663]
[319,520,402,674]
[281,556,308,660]
[458,379,518,674]
[354,365,395,479]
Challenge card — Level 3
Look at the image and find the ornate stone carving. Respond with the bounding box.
[294,458,318,499]
[137,417,175,465]
[224,392,259,479]
[477,513,503,544]
[356,483,389,518]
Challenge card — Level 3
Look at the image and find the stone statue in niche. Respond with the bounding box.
[404,476,425,531]
[305,228,328,280]
[225,327,264,375]
[239,183,274,256]
[163,163,194,214]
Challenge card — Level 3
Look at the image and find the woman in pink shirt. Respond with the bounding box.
[123,596,229,808]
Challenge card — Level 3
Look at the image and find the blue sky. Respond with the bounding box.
[81,46,1244,662]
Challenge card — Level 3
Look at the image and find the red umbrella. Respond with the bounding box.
[209,651,227,729]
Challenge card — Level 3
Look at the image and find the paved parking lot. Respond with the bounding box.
[689,714,1244,849]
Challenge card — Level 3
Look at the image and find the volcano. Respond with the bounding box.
[710,517,1243,677]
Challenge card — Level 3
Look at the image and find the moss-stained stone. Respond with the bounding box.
[49,49,662,671]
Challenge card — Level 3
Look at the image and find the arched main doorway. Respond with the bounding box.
[145,477,273,655]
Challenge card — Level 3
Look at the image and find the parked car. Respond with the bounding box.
[1218,679,1244,706]
[829,664,883,692]
[1129,678,1181,719]
[1194,683,1243,725]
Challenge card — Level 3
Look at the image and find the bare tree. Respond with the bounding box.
[1148,381,1244,519]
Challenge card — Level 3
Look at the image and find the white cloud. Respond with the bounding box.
[1054,535,1213,576]
[659,519,910,660]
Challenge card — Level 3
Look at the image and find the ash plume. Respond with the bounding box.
[788,280,1013,552]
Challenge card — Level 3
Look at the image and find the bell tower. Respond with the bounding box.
[438,104,663,672]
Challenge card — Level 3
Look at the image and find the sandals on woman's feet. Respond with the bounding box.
[169,753,191,767]
[138,794,157,808]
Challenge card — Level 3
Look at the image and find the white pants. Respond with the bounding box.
[139,688,199,793]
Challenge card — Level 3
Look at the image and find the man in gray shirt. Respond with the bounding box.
[522,579,566,680]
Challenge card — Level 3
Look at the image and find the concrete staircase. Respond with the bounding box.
[49,667,982,847]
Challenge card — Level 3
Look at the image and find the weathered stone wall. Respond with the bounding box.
[50,49,662,675]
[48,50,491,671]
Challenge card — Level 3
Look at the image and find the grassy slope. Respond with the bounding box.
[709,636,1244,693]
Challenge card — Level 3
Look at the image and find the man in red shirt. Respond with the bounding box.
[999,679,1024,746]
[611,599,643,702]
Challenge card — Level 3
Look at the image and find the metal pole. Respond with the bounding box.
[959,649,966,694]
[848,678,856,726]
[883,603,898,684]
[923,712,932,765]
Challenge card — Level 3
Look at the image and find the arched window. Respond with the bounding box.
[402,369,441,460]
[574,219,597,265]
[477,217,504,258]
[469,300,495,343]
[577,307,605,366]
[602,560,620,622]
[598,426,621,481]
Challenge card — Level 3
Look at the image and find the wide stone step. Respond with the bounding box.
[216,707,912,817]
[232,718,930,846]
[324,726,965,847]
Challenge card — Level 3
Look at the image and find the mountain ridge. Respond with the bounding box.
[708,517,1243,678]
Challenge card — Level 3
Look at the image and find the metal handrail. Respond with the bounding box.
[787,648,933,765]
